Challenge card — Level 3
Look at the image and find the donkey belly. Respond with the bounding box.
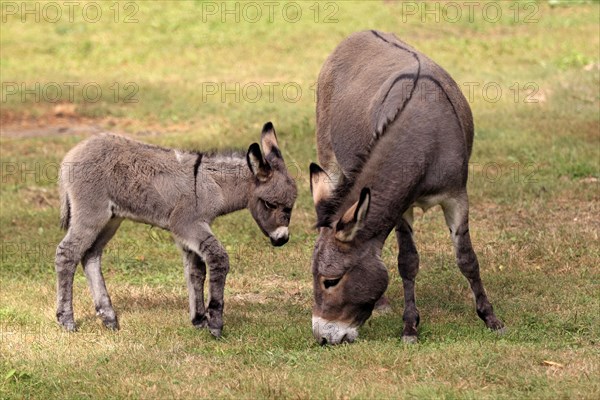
[412,193,448,212]
[109,200,171,230]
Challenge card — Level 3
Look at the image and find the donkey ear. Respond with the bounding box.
[310,163,334,206]
[335,188,371,242]
[247,143,271,181]
[261,122,283,163]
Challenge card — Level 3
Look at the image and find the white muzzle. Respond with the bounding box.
[270,226,288,241]
[312,316,358,345]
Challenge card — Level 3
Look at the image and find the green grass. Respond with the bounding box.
[1,1,599,399]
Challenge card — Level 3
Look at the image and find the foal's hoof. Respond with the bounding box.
[209,328,222,338]
[61,322,77,332]
[57,314,77,332]
[103,319,120,331]
[402,335,418,344]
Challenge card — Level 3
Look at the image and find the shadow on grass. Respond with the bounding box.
[109,288,186,313]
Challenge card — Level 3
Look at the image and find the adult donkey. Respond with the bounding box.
[310,31,504,345]
[56,122,297,337]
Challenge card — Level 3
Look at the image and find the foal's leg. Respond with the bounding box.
[56,210,111,331]
[441,194,504,331]
[173,222,229,338]
[396,207,420,343]
[81,217,123,330]
[178,245,207,328]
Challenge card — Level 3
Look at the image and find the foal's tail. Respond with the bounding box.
[58,174,71,231]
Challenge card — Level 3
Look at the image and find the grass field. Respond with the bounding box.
[1,1,599,398]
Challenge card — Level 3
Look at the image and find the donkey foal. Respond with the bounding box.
[55,122,297,337]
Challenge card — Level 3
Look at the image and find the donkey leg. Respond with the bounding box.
[179,246,207,328]
[56,213,110,331]
[396,207,420,343]
[174,223,229,338]
[442,195,504,331]
[82,218,123,330]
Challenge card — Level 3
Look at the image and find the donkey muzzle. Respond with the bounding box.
[312,316,358,345]
[269,226,289,247]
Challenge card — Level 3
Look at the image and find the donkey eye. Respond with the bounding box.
[323,278,341,289]
[263,200,277,210]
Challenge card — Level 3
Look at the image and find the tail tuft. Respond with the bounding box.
[60,193,70,230]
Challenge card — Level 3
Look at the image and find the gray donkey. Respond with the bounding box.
[56,122,297,337]
[310,31,504,344]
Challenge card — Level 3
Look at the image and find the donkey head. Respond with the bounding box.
[246,122,298,247]
[309,163,389,345]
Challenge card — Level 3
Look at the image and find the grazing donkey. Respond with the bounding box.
[310,31,504,344]
[55,122,297,337]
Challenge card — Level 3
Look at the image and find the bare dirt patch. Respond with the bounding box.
[1,108,111,139]
[1,108,201,140]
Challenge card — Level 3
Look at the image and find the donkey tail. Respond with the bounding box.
[59,179,71,231]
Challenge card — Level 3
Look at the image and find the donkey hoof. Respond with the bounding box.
[493,326,507,336]
[485,317,505,332]
[209,327,222,338]
[193,320,208,329]
[62,322,77,332]
[57,314,77,332]
[192,315,208,329]
[402,335,418,344]
[103,319,120,330]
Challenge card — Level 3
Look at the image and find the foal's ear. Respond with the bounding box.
[335,188,371,242]
[247,143,271,181]
[261,122,283,164]
[310,163,334,206]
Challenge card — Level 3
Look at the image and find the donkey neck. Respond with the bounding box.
[200,151,253,215]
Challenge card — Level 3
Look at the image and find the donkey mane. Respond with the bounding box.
[315,155,366,228]
[115,133,249,158]
[192,148,247,158]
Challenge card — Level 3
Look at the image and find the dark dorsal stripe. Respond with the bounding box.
[371,30,463,137]
[377,72,419,136]
[370,30,419,56]
[380,73,417,106]
[370,30,422,138]
[193,152,203,206]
